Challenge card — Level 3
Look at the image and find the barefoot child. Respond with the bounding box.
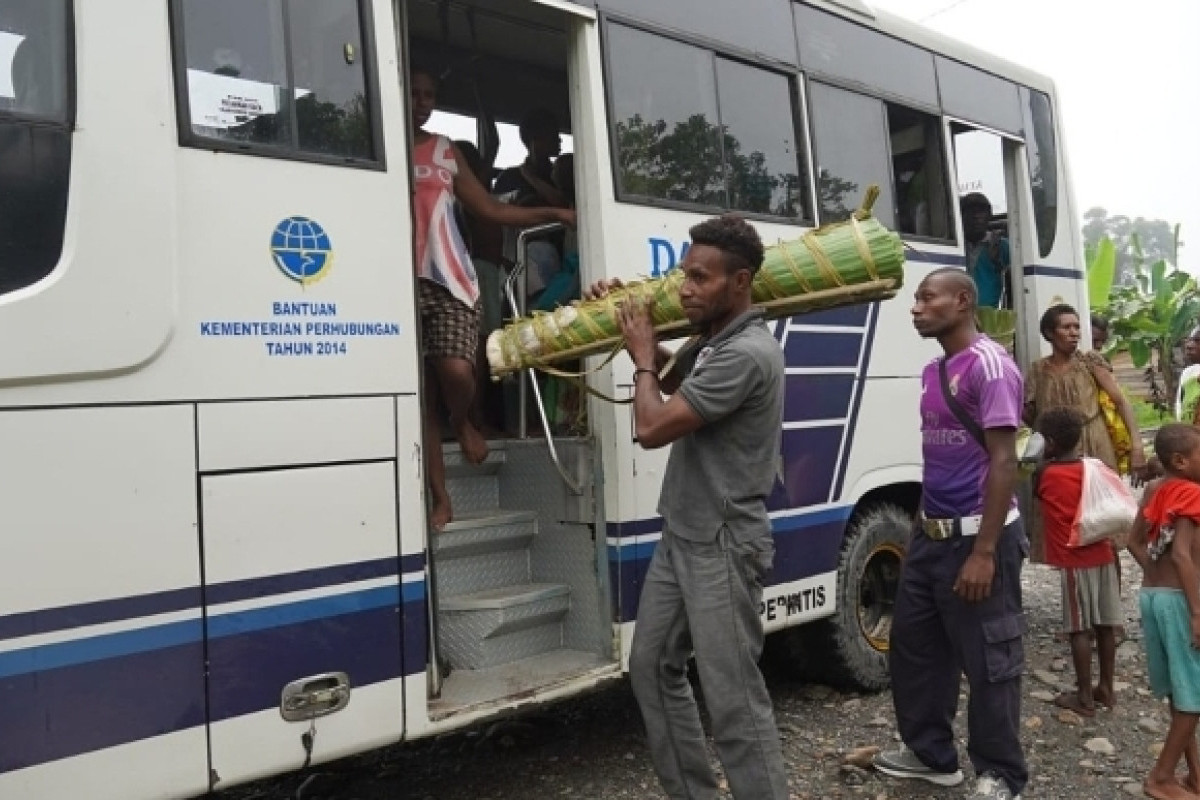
[1128,423,1200,800]
[1034,408,1122,717]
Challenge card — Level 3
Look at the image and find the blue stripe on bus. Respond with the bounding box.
[0,554,424,643]
[0,582,422,680]
[208,604,404,723]
[832,301,881,500]
[606,507,852,622]
[791,304,870,326]
[1023,264,1084,280]
[904,250,965,265]
[782,331,862,368]
[0,596,423,774]
[0,586,202,643]
[784,373,855,423]
[0,642,206,774]
[206,555,415,605]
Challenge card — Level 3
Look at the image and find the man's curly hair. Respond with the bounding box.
[688,214,765,277]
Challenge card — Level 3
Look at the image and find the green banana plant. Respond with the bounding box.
[1103,224,1193,411]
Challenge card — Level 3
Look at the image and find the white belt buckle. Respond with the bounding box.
[960,515,982,536]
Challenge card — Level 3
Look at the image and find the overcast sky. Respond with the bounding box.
[869,0,1200,270]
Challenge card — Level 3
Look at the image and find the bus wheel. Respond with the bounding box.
[814,503,909,692]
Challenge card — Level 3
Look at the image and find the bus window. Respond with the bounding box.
[715,57,807,219]
[607,23,721,208]
[605,22,810,221]
[807,82,895,227]
[173,0,378,164]
[1021,87,1058,257]
[0,0,72,296]
[886,103,952,241]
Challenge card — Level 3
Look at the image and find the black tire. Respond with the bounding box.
[810,503,910,692]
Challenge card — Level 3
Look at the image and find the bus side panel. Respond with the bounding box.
[0,405,206,799]
[199,445,404,787]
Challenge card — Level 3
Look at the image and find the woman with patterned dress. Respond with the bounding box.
[410,67,575,530]
[1023,304,1148,561]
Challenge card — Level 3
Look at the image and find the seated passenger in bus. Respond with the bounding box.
[494,108,570,304]
[409,66,574,529]
[961,192,1011,309]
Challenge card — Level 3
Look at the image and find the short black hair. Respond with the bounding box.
[689,214,765,277]
[924,267,978,310]
[1036,407,1083,454]
[518,108,558,146]
[410,63,438,83]
[1090,313,1109,334]
[960,192,992,212]
[1155,423,1200,471]
[1039,303,1079,343]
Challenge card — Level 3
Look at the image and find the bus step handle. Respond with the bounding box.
[279,672,351,722]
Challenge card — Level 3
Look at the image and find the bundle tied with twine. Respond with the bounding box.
[486,185,906,378]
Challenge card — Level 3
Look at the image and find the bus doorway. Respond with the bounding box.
[400,0,617,729]
[950,123,1031,366]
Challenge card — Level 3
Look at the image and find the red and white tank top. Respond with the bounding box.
[413,135,479,307]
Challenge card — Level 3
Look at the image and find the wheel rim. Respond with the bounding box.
[857,541,903,652]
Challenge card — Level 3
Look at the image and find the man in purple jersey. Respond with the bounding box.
[873,268,1029,800]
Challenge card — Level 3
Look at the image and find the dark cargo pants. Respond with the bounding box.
[629,528,789,800]
[889,519,1029,796]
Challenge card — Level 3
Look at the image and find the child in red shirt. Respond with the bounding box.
[1034,408,1122,717]
[1128,423,1200,800]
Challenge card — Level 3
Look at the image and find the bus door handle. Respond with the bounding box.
[279,672,351,721]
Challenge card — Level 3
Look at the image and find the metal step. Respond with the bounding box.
[444,446,505,515]
[433,510,537,596]
[443,445,506,477]
[439,583,570,670]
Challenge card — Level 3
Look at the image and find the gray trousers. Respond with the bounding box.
[629,528,789,800]
[889,519,1029,796]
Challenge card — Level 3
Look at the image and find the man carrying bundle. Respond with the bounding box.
[587,214,789,800]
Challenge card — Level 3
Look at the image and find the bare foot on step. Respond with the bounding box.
[430,495,453,531]
[455,419,489,465]
[1093,684,1115,709]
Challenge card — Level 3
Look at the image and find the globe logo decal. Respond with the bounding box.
[270,216,333,285]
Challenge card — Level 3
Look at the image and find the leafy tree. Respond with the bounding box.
[615,113,806,217]
[1082,208,1183,285]
[1099,225,1196,412]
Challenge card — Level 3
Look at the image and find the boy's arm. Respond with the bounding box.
[1128,479,1162,570]
[1127,510,1151,570]
[1170,517,1200,648]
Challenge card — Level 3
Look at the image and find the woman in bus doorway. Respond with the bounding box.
[1023,304,1149,560]
[409,66,575,530]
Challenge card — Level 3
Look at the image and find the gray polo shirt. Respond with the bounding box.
[658,308,784,543]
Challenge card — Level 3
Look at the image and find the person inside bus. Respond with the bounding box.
[494,107,570,304]
[961,192,1011,309]
[409,66,574,530]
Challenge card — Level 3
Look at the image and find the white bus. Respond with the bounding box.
[0,0,1084,797]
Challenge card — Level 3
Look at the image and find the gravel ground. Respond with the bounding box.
[223,552,1170,800]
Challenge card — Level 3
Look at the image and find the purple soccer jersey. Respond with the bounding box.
[920,335,1023,518]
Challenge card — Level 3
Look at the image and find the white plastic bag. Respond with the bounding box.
[1070,457,1137,548]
